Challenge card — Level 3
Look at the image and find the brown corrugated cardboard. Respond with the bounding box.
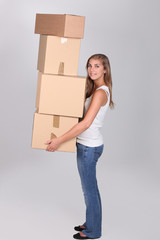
[36,72,86,118]
[37,35,81,75]
[31,112,78,152]
[35,14,85,39]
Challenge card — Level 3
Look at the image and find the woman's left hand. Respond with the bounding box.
[45,138,61,152]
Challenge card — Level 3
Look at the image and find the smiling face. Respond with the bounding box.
[87,58,106,82]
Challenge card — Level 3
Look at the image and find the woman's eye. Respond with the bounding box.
[95,65,99,68]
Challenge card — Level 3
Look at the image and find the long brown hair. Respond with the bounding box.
[86,54,114,109]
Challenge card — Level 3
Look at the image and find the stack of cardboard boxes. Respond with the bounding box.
[31,14,86,152]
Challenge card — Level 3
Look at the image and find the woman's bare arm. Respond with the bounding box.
[45,89,108,151]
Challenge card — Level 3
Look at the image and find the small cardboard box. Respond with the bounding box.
[35,14,85,39]
[36,72,86,118]
[31,112,78,152]
[37,35,81,75]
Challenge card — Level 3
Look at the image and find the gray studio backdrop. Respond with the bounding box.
[0,0,160,240]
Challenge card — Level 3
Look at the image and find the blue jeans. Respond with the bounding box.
[76,142,104,238]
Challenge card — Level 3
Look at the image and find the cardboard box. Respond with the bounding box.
[32,112,78,152]
[35,14,85,39]
[36,72,86,118]
[37,35,81,75]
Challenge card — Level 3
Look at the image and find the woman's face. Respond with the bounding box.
[87,58,106,81]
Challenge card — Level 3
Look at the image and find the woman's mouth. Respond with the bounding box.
[90,73,96,77]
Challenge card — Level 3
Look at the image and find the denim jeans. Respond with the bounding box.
[76,142,104,238]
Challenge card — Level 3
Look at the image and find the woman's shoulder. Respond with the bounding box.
[96,85,109,95]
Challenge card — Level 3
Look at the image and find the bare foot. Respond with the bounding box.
[80,225,86,229]
[80,231,87,237]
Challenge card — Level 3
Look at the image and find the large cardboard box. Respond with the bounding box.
[36,72,86,118]
[37,35,81,75]
[32,112,78,152]
[35,14,85,39]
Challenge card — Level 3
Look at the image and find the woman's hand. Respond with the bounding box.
[45,137,61,152]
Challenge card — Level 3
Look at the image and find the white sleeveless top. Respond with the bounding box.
[76,85,110,147]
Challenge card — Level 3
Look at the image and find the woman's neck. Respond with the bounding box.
[93,78,106,89]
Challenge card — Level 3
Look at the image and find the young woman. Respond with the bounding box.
[45,54,114,239]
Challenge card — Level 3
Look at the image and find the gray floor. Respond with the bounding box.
[0,149,159,240]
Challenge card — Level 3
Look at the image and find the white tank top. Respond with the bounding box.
[76,85,110,147]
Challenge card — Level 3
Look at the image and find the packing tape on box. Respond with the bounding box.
[58,62,64,74]
[53,115,60,128]
[50,115,60,139]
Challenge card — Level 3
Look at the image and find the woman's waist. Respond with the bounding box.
[77,127,102,139]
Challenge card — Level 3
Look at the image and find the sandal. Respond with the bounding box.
[74,225,86,231]
[73,232,92,239]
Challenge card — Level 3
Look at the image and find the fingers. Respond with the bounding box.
[47,149,55,152]
[45,139,58,152]
[45,140,52,145]
[46,148,55,152]
[46,145,56,152]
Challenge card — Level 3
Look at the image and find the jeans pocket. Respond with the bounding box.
[77,143,89,160]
